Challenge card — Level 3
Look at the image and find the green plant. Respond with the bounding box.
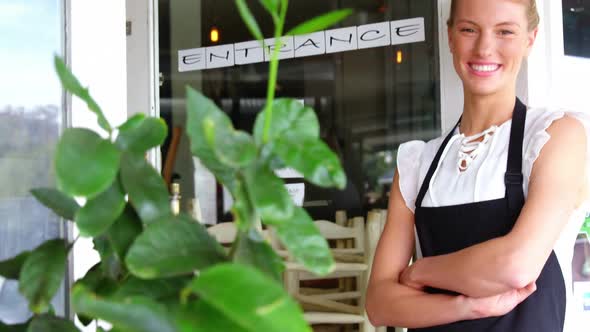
[0,1,352,331]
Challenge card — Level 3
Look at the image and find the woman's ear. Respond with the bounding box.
[525,27,539,56]
[448,26,455,53]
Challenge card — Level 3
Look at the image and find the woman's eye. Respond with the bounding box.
[460,28,476,33]
[499,30,514,36]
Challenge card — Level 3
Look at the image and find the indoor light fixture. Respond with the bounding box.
[210,25,220,43]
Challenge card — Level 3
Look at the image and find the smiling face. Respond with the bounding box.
[448,0,538,98]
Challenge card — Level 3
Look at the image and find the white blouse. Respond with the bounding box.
[396,107,590,332]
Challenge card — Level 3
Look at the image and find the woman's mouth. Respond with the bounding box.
[468,63,502,77]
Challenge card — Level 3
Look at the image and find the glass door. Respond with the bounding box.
[157,0,440,224]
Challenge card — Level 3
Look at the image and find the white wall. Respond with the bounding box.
[438,0,463,132]
[543,0,590,113]
[70,1,127,330]
[70,0,127,131]
[126,0,157,118]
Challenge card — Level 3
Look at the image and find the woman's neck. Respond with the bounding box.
[460,90,517,136]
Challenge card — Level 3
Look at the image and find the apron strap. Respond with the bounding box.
[415,119,460,208]
[414,98,527,211]
[505,98,527,218]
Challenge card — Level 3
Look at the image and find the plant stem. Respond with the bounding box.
[262,0,289,143]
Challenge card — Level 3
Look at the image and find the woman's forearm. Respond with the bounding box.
[404,236,523,297]
[366,279,477,328]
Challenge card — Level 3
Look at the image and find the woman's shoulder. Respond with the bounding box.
[398,128,455,165]
[524,106,589,137]
[522,106,590,193]
[523,107,590,161]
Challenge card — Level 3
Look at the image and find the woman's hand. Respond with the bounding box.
[468,282,537,319]
[400,264,423,290]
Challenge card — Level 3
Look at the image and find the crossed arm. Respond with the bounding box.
[366,116,587,327]
[399,116,587,298]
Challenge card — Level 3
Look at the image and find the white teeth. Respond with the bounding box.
[470,64,499,72]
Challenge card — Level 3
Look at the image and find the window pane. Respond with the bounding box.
[0,0,66,323]
[159,0,440,223]
[563,0,590,58]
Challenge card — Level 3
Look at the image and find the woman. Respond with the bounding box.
[366,0,589,331]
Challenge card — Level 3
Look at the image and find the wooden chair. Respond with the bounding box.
[368,209,405,332]
[207,222,238,245]
[282,215,383,332]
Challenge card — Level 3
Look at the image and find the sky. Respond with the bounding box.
[0,0,62,109]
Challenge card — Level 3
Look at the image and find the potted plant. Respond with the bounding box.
[0,1,352,331]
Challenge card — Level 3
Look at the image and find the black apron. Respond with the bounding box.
[409,98,566,332]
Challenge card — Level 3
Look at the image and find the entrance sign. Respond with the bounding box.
[325,26,358,54]
[357,22,391,49]
[179,17,425,72]
[234,40,264,65]
[294,31,326,57]
[264,36,295,61]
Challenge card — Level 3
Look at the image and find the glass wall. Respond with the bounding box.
[158,0,440,223]
[563,0,590,58]
[0,0,67,323]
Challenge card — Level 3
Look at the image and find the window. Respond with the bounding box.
[563,0,590,58]
[0,0,67,323]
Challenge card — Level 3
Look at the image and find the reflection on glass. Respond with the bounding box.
[574,216,590,322]
[563,0,590,58]
[159,0,440,223]
[0,0,65,323]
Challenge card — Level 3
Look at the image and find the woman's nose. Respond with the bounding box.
[475,32,494,57]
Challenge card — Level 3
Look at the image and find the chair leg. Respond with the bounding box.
[360,321,376,332]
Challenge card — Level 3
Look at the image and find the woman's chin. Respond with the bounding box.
[463,81,504,97]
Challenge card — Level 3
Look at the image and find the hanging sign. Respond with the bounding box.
[179,17,425,72]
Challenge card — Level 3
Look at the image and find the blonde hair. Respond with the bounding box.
[447,0,540,31]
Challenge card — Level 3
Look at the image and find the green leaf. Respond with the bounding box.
[253,99,319,145]
[0,321,29,332]
[229,182,257,230]
[30,188,80,220]
[19,239,68,313]
[74,263,118,326]
[0,251,31,279]
[75,263,119,297]
[93,237,123,280]
[273,137,346,189]
[258,0,280,16]
[54,56,111,132]
[271,207,334,276]
[116,114,168,153]
[185,263,311,332]
[120,152,170,224]
[234,0,264,41]
[244,163,294,222]
[205,119,257,169]
[71,285,177,332]
[55,128,121,198]
[286,9,353,36]
[234,228,284,282]
[175,300,248,332]
[113,276,190,301]
[125,214,227,279]
[75,179,126,237]
[27,314,80,332]
[106,205,143,261]
[186,87,237,190]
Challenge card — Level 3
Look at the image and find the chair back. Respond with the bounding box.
[207,222,237,245]
[315,218,365,256]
